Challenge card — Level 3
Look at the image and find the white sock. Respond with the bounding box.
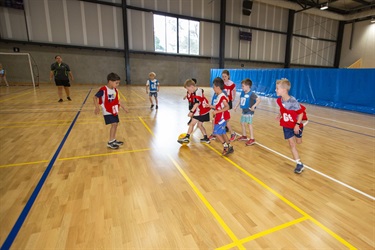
[296,159,302,165]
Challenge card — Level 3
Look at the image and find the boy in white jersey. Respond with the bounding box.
[146,72,160,109]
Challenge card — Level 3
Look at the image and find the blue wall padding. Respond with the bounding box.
[210,68,375,114]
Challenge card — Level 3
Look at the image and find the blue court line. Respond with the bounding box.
[0,89,92,250]
[258,107,375,138]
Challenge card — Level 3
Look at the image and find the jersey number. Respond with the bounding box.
[283,113,294,122]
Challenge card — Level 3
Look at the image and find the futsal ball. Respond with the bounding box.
[178,133,188,144]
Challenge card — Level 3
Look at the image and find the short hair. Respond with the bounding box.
[107,72,121,82]
[184,79,196,88]
[276,78,291,91]
[241,78,252,87]
[149,72,156,77]
[192,78,197,84]
[213,77,224,90]
[55,55,61,59]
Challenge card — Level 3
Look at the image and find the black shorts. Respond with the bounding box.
[104,115,119,125]
[228,100,233,109]
[193,113,210,122]
[55,79,70,87]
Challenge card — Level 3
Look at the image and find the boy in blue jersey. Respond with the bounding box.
[146,72,160,109]
[234,78,261,146]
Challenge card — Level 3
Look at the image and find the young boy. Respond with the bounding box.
[234,78,261,146]
[146,72,160,109]
[178,79,210,144]
[209,77,234,156]
[183,78,197,125]
[275,78,307,174]
[94,72,129,149]
[0,63,9,87]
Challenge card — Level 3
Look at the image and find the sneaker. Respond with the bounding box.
[294,163,305,174]
[208,134,216,140]
[150,104,154,109]
[156,105,158,109]
[229,133,237,142]
[200,137,210,144]
[67,97,72,101]
[245,139,255,146]
[113,140,124,146]
[222,145,234,156]
[177,136,190,144]
[107,141,119,149]
[237,135,248,141]
[58,99,63,102]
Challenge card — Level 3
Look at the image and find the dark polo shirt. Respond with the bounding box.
[51,62,71,81]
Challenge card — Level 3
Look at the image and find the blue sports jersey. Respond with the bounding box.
[240,91,257,115]
[147,79,159,92]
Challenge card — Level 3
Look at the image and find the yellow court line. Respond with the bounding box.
[216,217,308,250]
[131,90,145,100]
[204,144,357,250]
[0,148,151,168]
[138,117,154,136]
[0,90,35,103]
[168,155,245,250]
[118,90,127,102]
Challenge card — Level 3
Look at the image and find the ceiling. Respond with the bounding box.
[256,0,375,21]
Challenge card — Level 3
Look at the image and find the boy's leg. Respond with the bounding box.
[246,123,255,146]
[109,122,118,141]
[197,121,210,143]
[178,119,198,144]
[227,121,237,141]
[64,86,71,100]
[288,136,304,173]
[57,86,63,101]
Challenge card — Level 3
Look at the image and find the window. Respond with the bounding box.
[154,14,199,55]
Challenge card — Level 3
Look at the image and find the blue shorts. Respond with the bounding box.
[240,114,253,124]
[213,120,227,135]
[104,115,119,125]
[283,126,303,140]
[149,92,158,97]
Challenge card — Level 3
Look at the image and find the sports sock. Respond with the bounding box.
[296,159,302,164]
[186,134,190,138]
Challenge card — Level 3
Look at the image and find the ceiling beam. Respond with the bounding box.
[352,0,371,5]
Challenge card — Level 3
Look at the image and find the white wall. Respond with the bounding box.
[340,20,375,68]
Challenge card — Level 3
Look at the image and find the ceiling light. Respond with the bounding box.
[320,3,328,10]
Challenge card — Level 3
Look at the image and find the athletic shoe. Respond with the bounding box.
[58,99,63,102]
[177,136,190,144]
[150,104,154,109]
[113,140,124,146]
[237,135,248,141]
[245,139,255,146]
[229,133,237,142]
[200,137,210,144]
[222,145,234,156]
[67,97,72,101]
[208,134,216,140]
[294,163,304,174]
[107,141,119,149]
[156,105,158,109]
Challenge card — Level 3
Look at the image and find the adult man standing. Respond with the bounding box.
[50,55,74,102]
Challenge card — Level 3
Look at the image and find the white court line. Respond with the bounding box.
[255,142,375,201]
[260,103,375,131]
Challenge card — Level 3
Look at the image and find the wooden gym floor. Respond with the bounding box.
[0,84,374,249]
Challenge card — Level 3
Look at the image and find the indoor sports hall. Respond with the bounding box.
[0,0,374,249]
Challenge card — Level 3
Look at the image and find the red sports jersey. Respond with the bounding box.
[224,80,236,101]
[214,93,230,124]
[192,88,210,116]
[276,97,307,129]
[98,86,120,116]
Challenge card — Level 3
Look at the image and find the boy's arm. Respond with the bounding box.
[119,99,129,113]
[68,71,74,82]
[49,71,54,82]
[93,96,100,114]
[234,100,240,111]
[214,100,229,114]
[250,97,261,111]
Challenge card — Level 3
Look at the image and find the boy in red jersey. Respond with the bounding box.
[178,79,211,144]
[209,77,234,156]
[94,72,129,149]
[275,78,307,174]
[222,70,237,141]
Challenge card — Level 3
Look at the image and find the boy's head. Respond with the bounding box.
[212,77,224,94]
[107,72,121,88]
[55,55,62,64]
[241,78,252,92]
[275,78,291,96]
[221,70,230,81]
[149,72,156,80]
[184,79,196,93]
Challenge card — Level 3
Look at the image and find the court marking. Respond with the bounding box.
[0,90,35,103]
[168,155,244,249]
[0,148,151,169]
[254,142,375,201]
[118,89,127,101]
[204,143,357,249]
[216,216,309,249]
[0,89,92,250]
[138,116,154,136]
[131,89,146,100]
